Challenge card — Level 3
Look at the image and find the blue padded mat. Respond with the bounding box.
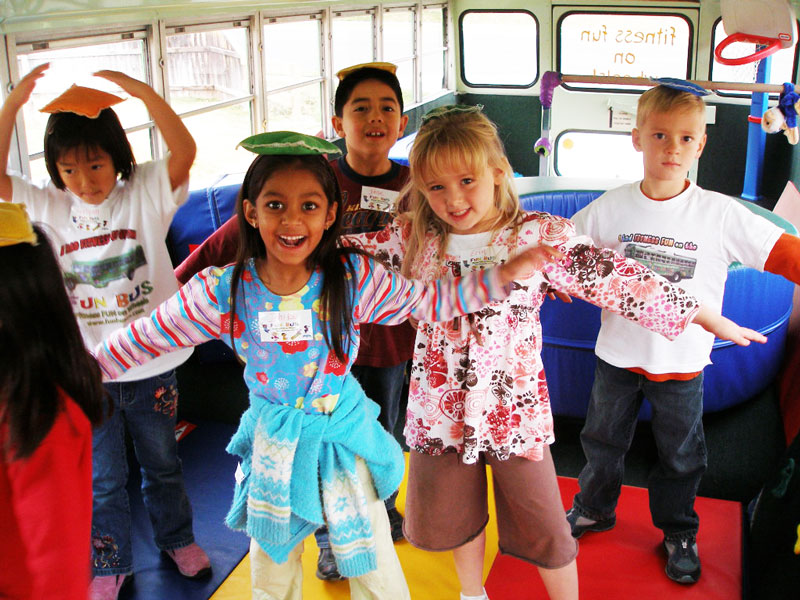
[120,420,248,600]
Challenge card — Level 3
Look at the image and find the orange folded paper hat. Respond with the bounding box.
[40,84,124,118]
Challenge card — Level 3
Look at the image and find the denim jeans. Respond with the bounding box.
[351,362,407,437]
[315,363,407,549]
[91,370,195,575]
[573,359,706,540]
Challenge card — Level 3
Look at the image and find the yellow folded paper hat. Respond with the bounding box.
[0,203,37,247]
[336,61,397,81]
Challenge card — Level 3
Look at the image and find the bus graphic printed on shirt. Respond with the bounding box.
[624,243,697,282]
[63,245,147,291]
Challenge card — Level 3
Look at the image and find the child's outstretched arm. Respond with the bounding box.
[499,244,565,283]
[354,245,567,327]
[93,70,196,191]
[94,268,223,379]
[692,305,767,346]
[0,63,49,201]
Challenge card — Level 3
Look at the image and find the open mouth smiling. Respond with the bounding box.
[278,235,306,247]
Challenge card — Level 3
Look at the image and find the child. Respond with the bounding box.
[174,61,415,579]
[567,83,800,585]
[92,131,561,599]
[345,104,764,600]
[0,204,105,600]
[0,64,210,598]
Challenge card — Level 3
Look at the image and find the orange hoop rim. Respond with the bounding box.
[714,32,783,66]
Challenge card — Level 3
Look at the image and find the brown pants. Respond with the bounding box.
[403,447,578,568]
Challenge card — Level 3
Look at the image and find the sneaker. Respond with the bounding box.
[663,537,701,584]
[166,542,212,579]
[316,546,345,581]
[387,506,405,542]
[89,574,129,600]
[566,507,616,539]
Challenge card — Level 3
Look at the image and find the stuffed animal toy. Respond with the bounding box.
[762,82,800,144]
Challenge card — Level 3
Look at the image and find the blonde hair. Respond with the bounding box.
[400,106,520,278]
[636,85,706,128]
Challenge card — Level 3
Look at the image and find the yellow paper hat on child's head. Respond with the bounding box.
[336,62,397,81]
[0,203,37,247]
[40,84,124,119]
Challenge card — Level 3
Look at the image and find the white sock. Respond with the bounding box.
[460,589,489,600]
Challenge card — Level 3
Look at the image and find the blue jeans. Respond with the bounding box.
[316,363,406,549]
[351,362,407,436]
[91,370,195,576]
[573,359,706,540]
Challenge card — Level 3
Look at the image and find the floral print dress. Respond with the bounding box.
[348,212,700,464]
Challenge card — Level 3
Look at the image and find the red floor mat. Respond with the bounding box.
[485,477,741,599]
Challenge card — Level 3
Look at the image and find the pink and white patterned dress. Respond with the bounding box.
[347,212,700,464]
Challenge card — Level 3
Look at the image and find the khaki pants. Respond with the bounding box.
[250,458,410,600]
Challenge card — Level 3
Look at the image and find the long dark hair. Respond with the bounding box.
[229,154,364,363]
[44,108,136,190]
[0,225,106,460]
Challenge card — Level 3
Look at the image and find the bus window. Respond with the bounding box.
[709,18,799,96]
[332,9,375,76]
[15,33,152,181]
[459,10,538,88]
[554,130,642,179]
[263,14,325,138]
[557,11,693,91]
[167,22,254,188]
[421,4,448,100]
[383,6,415,104]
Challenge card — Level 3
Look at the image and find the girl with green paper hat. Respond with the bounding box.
[93,130,567,599]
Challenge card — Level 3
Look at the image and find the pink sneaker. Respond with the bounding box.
[166,542,211,578]
[89,574,128,600]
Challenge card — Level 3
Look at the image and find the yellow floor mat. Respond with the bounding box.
[210,454,498,599]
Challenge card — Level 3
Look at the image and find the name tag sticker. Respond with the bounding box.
[455,246,508,272]
[258,309,314,343]
[360,186,399,213]
[70,204,111,232]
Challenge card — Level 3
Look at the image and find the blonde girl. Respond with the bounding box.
[92,131,564,600]
[348,105,764,600]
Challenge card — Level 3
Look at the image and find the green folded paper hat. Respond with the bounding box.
[238,131,342,156]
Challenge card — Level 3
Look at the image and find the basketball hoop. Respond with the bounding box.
[714,0,796,66]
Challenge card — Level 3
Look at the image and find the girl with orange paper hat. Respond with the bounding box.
[0,64,209,600]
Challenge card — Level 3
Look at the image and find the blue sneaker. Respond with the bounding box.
[663,537,701,584]
[566,507,616,538]
[316,547,345,581]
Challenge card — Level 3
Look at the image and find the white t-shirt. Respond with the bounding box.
[12,159,192,381]
[572,181,783,373]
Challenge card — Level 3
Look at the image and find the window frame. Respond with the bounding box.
[2,3,451,183]
[554,8,696,94]
[9,25,158,175]
[261,11,327,135]
[458,8,540,89]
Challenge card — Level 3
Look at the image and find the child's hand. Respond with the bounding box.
[499,245,565,284]
[93,70,151,99]
[5,63,49,111]
[546,287,573,303]
[692,305,767,346]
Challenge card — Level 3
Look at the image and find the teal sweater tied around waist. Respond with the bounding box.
[225,374,404,577]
